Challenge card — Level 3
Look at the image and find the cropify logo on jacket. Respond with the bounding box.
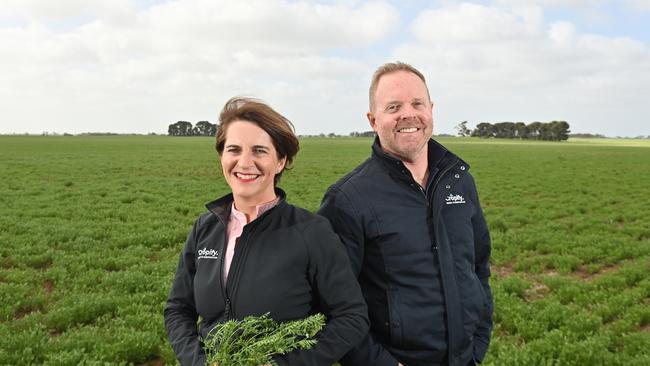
[198,247,219,260]
[445,194,466,205]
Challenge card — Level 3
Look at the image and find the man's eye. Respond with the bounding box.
[386,105,398,112]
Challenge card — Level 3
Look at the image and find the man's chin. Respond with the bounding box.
[387,144,427,163]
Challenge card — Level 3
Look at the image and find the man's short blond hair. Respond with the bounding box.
[368,61,430,112]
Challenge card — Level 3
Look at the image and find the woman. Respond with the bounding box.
[164,97,369,366]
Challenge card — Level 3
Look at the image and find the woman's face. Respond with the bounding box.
[220,120,286,205]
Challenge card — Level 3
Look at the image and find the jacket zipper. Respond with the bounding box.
[224,298,231,321]
[221,210,269,321]
[224,230,255,320]
[217,216,233,321]
[417,156,459,251]
[210,196,281,322]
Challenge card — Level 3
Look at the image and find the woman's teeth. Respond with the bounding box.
[236,173,258,180]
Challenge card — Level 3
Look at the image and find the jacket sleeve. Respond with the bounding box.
[318,187,400,366]
[273,217,370,366]
[163,220,206,366]
[469,177,493,363]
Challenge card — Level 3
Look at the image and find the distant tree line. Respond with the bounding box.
[466,121,570,141]
[349,131,376,137]
[569,133,606,138]
[168,121,218,136]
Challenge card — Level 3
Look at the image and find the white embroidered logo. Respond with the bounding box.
[445,194,466,205]
[198,248,219,260]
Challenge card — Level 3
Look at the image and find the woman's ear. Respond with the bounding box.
[276,157,287,174]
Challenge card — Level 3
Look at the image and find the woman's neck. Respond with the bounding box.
[233,194,278,222]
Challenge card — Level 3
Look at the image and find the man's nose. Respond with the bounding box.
[400,107,418,121]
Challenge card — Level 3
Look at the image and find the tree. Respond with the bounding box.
[471,123,494,138]
[527,122,543,140]
[514,122,527,139]
[469,121,570,141]
[493,122,516,138]
[208,123,218,136]
[193,121,217,136]
[455,121,471,137]
[549,120,570,141]
[168,121,193,136]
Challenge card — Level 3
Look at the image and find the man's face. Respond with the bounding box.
[368,70,433,163]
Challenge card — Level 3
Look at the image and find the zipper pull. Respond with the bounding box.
[224,298,231,320]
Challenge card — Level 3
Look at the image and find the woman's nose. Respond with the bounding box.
[237,151,254,168]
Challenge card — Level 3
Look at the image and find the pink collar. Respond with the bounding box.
[230,196,280,225]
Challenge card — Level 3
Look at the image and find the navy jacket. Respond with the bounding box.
[164,189,369,366]
[319,138,493,366]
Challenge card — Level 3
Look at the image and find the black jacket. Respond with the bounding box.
[164,189,369,366]
[319,138,493,366]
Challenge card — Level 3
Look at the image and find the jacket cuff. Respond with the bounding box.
[473,337,489,363]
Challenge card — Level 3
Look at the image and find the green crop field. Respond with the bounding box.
[1,135,649,365]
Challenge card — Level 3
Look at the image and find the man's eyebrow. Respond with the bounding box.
[385,100,402,105]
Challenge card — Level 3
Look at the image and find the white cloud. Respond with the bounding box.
[548,21,576,47]
[0,0,398,135]
[393,2,650,136]
[624,0,650,11]
[0,0,648,137]
[412,3,542,43]
[0,0,135,23]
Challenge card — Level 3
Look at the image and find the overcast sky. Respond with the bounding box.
[1,0,649,137]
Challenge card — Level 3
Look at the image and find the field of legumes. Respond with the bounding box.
[1,135,649,365]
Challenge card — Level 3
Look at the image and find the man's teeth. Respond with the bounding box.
[399,127,418,133]
[236,173,258,180]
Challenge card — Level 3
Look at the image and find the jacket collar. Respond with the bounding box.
[371,137,465,174]
[205,188,287,223]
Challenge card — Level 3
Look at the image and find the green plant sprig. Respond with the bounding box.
[203,313,325,366]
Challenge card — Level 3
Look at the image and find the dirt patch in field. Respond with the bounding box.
[524,281,550,302]
[15,303,44,320]
[492,263,514,278]
[640,323,650,333]
[15,308,31,320]
[138,356,165,366]
[575,262,622,281]
[43,279,54,293]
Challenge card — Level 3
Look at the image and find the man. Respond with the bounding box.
[319,62,493,366]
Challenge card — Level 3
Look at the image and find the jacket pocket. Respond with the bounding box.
[459,265,484,341]
[472,270,489,321]
[387,289,404,347]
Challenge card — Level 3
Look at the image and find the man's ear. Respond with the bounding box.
[367,112,377,131]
